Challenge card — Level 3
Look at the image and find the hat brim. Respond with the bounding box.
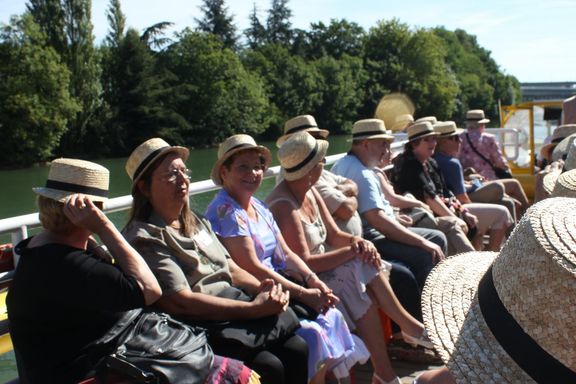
[276,128,329,148]
[423,251,535,382]
[437,128,465,137]
[540,142,557,159]
[467,118,490,124]
[283,140,329,181]
[408,132,440,142]
[33,187,108,203]
[551,133,576,162]
[542,171,562,194]
[132,146,189,191]
[210,145,272,186]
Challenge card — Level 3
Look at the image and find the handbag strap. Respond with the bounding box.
[465,133,497,170]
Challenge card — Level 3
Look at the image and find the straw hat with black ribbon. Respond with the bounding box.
[415,116,438,125]
[374,93,415,132]
[540,124,576,159]
[552,132,576,162]
[351,119,395,141]
[433,121,464,138]
[465,109,490,125]
[33,158,110,203]
[278,131,328,181]
[422,197,576,383]
[406,121,439,142]
[276,115,329,148]
[211,134,272,185]
[126,138,189,190]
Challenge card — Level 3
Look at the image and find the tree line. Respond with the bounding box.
[0,0,521,167]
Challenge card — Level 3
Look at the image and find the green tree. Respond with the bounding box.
[266,0,292,44]
[244,3,266,49]
[27,0,102,156]
[161,30,270,146]
[141,21,174,50]
[0,14,78,166]
[303,19,365,59]
[104,0,125,48]
[196,0,237,50]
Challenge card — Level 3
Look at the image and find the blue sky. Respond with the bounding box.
[1,0,574,82]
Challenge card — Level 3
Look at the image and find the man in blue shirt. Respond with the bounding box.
[332,119,446,294]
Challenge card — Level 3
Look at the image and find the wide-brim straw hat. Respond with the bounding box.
[374,93,415,132]
[407,121,439,142]
[211,134,272,185]
[551,169,576,198]
[466,109,490,124]
[278,131,328,181]
[422,197,576,383]
[33,158,109,203]
[276,115,329,148]
[390,114,414,132]
[351,118,395,141]
[540,124,576,158]
[552,132,576,162]
[415,116,438,125]
[433,121,464,137]
[126,138,189,189]
[542,169,562,195]
[564,141,576,171]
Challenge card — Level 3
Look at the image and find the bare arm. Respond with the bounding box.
[424,195,457,217]
[226,257,261,296]
[376,171,427,210]
[455,193,472,204]
[65,194,162,305]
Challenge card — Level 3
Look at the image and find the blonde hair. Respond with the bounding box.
[37,196,75,234]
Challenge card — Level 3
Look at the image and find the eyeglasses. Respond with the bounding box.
[161,168,192,183]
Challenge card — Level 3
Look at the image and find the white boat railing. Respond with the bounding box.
[0,130,520,263]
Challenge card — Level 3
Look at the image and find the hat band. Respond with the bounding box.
[285,124,318,135]
[438,131,457,137]
[467,117,485,121]
[133,147,166,181]
[352,130,388,139]
[478,266,576,382]
[409,129,434,141]
[285,142,319,173]
[224,143,255,155]
[551,137,564,144]
[45,179,108,198]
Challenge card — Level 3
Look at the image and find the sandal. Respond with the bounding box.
[401,329,434,349]
[373,374,401,384]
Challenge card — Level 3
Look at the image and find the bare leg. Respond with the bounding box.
[414,367,456,384]
[487,227,507,251]
[309,363,327,384]
[499,179,529,214]
[367,273,424,338]
[355,304,397,383]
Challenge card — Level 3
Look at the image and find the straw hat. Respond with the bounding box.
[415,116,437,125]
[33,158,109,203]
[276,115,329,148]
[126,138,189,188]
[422,197,576,383]
[351,119,394,141]
[211,134,272,185]
[564,141,576,171]
[551,169,576,198]
[540,124,576,159]
[278,131,329,181]
[433,121,464,137]
[551,132,576,162]
[374,93,415,131]
[406,121,439,142]
[390,114,414,132]
[542,169,562,195]
[465,109,490,124]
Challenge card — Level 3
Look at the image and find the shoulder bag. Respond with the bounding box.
[465,133,513,179]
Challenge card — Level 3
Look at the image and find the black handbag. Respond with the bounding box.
[94,310,213,384]
[465,133,513,179]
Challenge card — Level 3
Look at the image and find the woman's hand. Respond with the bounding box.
[301,287,338,315]
[350,238,381,268]
[252,279,290,316]
[63,194,110,234]
[396,214,413,227]
[462,211,479,229]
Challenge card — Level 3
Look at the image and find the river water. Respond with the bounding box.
[0,135,352,382]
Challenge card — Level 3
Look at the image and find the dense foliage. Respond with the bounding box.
[0,0,521,166]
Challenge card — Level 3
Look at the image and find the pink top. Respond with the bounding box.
[458,129,508,180]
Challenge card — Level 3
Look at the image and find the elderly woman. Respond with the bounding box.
[123,138,308,384]
[205,134,370,383]
[266,132,433,384]
[391,122,513,251]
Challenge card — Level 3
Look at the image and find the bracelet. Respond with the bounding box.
[304,272,316,284]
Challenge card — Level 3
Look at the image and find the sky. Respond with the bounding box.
[0,0,575,83]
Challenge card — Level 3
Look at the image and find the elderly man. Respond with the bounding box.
[331,119,447,295]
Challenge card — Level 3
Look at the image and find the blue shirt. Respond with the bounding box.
[331,154,395,231]
[433,151,467,196]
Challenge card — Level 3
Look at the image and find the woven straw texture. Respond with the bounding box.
[33,158,109,202]
[276,115,329,147]
[423,197,576,383]
[125,138,189,185]
[551,169,576,198]
[278,131,328,181]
